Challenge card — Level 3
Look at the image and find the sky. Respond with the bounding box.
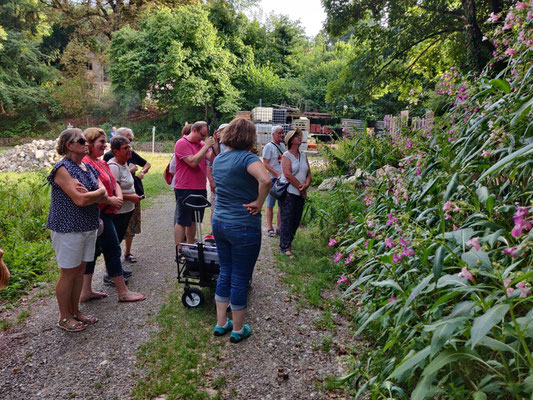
[255,0,327,37]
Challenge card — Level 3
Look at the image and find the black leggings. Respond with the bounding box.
[113,211,134,244]
[279,193,305,251]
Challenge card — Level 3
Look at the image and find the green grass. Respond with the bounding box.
[135,151,174,208]
[133,283,224,400]
[275,225,344,308]
[0,146,11,153]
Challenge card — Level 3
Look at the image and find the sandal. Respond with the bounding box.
[267,228,276,237]
[124,253,137,263]
[213,318,233,336]
[74,313,98,325]
[57,315,86,332]
[281,249,294,258]
[230,324,252,343]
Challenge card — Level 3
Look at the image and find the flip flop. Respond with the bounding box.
[124,253,137,263]
[267,228,276,237]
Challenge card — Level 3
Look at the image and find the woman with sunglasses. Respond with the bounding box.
[47,128,108,332]
[81,128,145,303]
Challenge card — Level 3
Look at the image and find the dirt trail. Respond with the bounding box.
[0,193,351,399]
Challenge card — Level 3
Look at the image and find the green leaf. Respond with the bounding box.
[476,186,489,204]
[489,78,510,93]
[443,173,458,202]
[405,274,433,307]
[411,373,440,400]
[430,319,463,356]
[354,306,387,335]
[486,195,494,214]
[433,246,446,282]
[486,229,506,247]
[372,279,403,293]
[478,336,518,354]
[470,303,510,348]
[444,228,474,245]
[523,374,533,394]
[479,142,533,181]
[473,391,487,400]
[461,249,491,270]
[511,94,533,126]
[421,348,481,376]
[388,346,431,382]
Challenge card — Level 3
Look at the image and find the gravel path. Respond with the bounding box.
[0,194,177,400]
[0,193,353,399]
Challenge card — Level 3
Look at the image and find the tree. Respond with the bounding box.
[322,0,513,102]
[0,0,55,116]
[109,5,239,123]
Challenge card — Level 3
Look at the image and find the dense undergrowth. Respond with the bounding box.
[309,4,533,399]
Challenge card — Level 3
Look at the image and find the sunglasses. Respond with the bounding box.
[71,137,87,145]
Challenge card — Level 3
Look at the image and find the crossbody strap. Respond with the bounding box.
[270,141,283,155]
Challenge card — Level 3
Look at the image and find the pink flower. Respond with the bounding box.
[405,140,412,150]
[328,237,337,247]
[453,225,459,231]
[349,216,355,223]
[466,237,481,251]
[482,150,490,157]
[445,213,453,220]
[489,12,499,22]
[386,213,398,226]
[504,279,512,288]
[388,295,397,302]
[401,247,415,257]
[505,48,517,56]
[416,168,421,176]
[385,237,396,248]
[503,248,518,258]
[367,231,377,238]
[357,300,362,312]
[507,287,515,296]
[399,237,411,246]
[516,281,526,289]
[503,22,513,30]
[443,201,453,211]
[458,267,474,282]
[393,253,403,263]
[364,240,369,247]
[334,252,343,263]
[453,205,461,213]
[344,252,354,265]
[336,274,348,284]
[516,2,528,10]
[519,287,531,298]
[512,207,532,237]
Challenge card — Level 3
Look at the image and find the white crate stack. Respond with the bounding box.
[251,107,273,123]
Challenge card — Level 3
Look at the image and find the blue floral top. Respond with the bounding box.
[46,158,100,233]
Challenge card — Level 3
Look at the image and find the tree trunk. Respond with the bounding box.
[461,0,484,73]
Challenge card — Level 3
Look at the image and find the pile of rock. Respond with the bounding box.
[0,139,61,173]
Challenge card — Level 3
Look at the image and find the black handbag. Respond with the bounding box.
[269,177,289,200]
[133,174,144,196]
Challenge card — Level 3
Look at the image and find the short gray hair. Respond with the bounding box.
[56,128,82,156]
[116,127,134,140]
[271,125,283,135]
[110,135,130,151]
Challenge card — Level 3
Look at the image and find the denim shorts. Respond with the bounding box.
[265,193,278,208]
[174,189,207,227]
[213,220,261,310]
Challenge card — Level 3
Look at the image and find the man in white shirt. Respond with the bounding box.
[262,125,286,237]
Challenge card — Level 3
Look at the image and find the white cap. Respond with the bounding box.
[218,123,229,130]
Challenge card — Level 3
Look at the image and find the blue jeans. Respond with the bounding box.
[213,220,261,310]
[84,213,124,278]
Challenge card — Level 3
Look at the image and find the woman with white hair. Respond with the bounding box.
[104,127,151,263]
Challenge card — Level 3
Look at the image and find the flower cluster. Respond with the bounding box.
[504,279,531,298]
[511,206,531,237]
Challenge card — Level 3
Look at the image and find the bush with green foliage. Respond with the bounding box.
[317,5,533,398]
[0,173,54,304]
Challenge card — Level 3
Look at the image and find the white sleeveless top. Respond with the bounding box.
[280,151,308,196]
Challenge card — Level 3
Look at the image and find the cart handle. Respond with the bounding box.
[182,194,211,209]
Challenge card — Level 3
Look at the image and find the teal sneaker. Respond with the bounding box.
[230,324,252,343]
[213,318,233,336]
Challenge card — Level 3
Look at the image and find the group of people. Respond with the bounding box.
[170,119,311,343]
[47,127,149,332]
[47,118,311,339]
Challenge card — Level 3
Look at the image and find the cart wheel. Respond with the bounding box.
[182,288,204,308]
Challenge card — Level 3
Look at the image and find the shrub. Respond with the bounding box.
[319,4,533,398]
